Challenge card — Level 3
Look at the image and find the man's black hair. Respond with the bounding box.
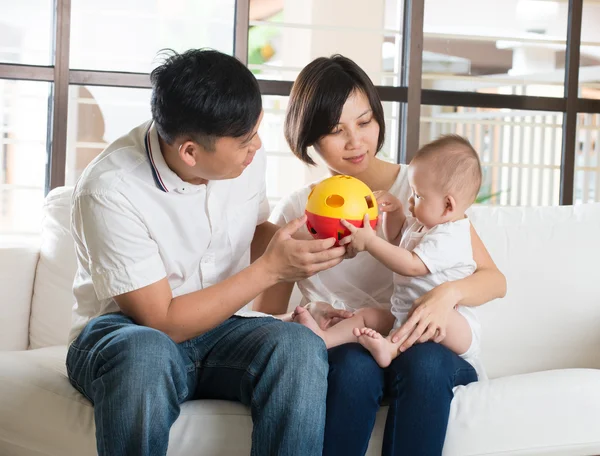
[150,49,262,149]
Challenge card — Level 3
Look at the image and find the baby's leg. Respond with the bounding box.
[439,308,473,356]
[350,309,400,368]
[293,306,393,350]
[356,329,402,368]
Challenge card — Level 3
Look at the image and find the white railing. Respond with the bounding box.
[421,107,599,206]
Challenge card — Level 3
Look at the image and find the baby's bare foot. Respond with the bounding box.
[356,328,396,368]
[292,306,325,339]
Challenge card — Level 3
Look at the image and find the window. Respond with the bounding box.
[575,113,599,204]
[69,0,236,73]
[66,86,151,185]
[421,105,563,206]
[249,0,404,85]
[0,80,50,234]
[579,1,600,99]
[423,0,568,98]
[0,0,597,235]
[0,0,54,66]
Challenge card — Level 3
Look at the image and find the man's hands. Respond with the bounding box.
[302,301,354,330]
[389,282,459,352]
[259,215,346,282]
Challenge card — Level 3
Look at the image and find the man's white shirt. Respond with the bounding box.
[69,121,270,344]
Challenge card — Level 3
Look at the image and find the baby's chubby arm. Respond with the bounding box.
[339,216,428,277]
[373,190,406,245]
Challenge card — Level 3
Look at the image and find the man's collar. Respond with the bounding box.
[145,122,205,194]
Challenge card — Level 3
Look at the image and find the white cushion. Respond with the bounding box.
[443,370,600,455]
[468,203,600,378]
[0,240,39,350]
[0,347,255,456]
[29,187,78,349]
[1,348,599,456]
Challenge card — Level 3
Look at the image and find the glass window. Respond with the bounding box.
[0,80,50,234]
[65,85,152,186]
[69,0,236,73]
[421,105,563,206]
[423,0,567,98]
[579,1,600,99]
[574,113,599,204]
[261,95,399,205]
[0,0,54,65]
[249,0,404,85]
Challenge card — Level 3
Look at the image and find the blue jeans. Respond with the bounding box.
[66,313,328,456]
[323,342,477,456]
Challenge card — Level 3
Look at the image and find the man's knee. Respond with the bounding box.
[98,325,186,385]
[111,325,176,358]
[277,323,327,361]
[260,322,328,379]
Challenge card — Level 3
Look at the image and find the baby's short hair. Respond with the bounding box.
[412,134,482,205]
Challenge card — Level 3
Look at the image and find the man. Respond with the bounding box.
[66,49,347,456]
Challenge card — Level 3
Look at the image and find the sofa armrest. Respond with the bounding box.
[0,238,40,350]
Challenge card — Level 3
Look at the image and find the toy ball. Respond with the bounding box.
[305,175,378,244]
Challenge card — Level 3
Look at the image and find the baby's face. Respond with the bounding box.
[407,163,448,229]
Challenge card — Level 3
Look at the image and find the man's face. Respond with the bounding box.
[191,111,264,181]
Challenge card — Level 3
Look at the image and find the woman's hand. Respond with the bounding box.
[302,301,354,330]
[390,282,460,352]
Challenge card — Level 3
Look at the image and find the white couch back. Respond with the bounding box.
[31,187,600,379]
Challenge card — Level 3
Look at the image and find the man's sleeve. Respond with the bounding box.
[412,223,472,274]
[72,191,166,300]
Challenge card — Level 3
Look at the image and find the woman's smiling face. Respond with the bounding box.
[313,90,380,176]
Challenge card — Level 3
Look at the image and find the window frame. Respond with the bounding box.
[0,0,598,205]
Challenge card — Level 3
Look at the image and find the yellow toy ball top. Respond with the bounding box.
[306,175,378,221]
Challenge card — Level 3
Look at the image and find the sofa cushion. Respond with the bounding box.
[1,348,599,456]
[0,347,256,456]
[0,240,39,351]
[468,203,600,378]
[29,187,78,349]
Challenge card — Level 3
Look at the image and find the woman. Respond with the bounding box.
[254,55,506,455]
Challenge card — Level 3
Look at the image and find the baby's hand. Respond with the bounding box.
[339,214,376,252]
[373,190,403,214]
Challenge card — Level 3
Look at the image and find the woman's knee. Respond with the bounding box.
[390,342,456,387]
[328,343,384,390]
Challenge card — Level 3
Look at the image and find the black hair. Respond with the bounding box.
[285,55,385,165]
[150,49,262,149]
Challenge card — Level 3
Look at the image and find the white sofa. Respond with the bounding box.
[1,186,599,456]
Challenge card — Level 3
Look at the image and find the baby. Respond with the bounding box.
[293,134,483,369]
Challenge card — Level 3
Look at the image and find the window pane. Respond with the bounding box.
[0,0,54,65]
[65,86,151,186]
[574,113,599,204]
[421,105,563,206]
[579,1,600,99]
[261,95,399,204]
[249,0,404,85]
[69,0,235,73]
[0,80,50,234]
[423,0,567,98]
